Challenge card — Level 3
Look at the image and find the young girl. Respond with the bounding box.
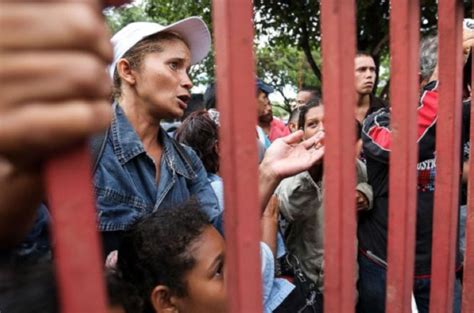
[118,198,309,313]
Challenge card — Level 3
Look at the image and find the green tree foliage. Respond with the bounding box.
[256,45,320,111]
[253,0,392,96]
[107,0,472,108]
[254,0,471,100]
[105,3,152,34]
[254,0,321,87]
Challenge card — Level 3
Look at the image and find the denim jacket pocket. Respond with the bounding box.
[95,187,153,232]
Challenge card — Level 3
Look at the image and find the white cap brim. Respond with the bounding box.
[110,17,211,79]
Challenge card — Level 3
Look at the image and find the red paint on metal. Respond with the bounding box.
[212,1,263,312]
[320,1,357,312]
[462,38,474,313]
[385,1,420,313]
[430,1,464,312]
[46,144,107,313]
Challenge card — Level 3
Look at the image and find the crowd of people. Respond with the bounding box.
[1,1,473,313]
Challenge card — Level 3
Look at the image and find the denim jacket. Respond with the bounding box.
[94,104,220,232]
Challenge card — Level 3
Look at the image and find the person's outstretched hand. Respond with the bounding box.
[262,130,325,180]
[258,130,324,211]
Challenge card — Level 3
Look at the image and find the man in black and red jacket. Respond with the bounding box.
[356,33,473,313]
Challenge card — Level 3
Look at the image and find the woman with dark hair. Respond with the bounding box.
[175,111,223,209]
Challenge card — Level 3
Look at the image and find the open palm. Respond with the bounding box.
[263,130,325,180]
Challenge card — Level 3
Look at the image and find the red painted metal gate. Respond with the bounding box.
[45,0,474,312]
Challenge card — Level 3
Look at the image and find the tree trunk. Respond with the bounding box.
[300,21,322,83]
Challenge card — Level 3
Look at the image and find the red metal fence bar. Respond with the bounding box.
[431,0,464,312]
[46,144,107,313]
[320,1,357,312]
[385,1,420,313]
[463,25,474,313]
[212,1,263,312]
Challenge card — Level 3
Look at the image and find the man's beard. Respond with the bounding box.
[258,112,273,124]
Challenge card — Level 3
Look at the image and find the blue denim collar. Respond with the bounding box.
[111,104,146,165]
[111,103,196,179]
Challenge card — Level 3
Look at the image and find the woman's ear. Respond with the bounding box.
[116,58,136,86]
[150,285,179,313]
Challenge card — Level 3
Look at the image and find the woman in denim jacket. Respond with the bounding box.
[94,18,221,254]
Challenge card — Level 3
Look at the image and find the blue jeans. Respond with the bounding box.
[356,253,462,313]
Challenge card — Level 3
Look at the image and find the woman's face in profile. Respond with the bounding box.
[133,38,193,120]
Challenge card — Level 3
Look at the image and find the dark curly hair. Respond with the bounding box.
[106,269,143,313]
[175,110,219,173]
[117,199,211,313]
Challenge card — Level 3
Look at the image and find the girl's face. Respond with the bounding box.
[175,226,228,313]
[132,38,193,120]
[303,106,324,139]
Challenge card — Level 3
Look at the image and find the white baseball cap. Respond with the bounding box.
[109,17,211,79]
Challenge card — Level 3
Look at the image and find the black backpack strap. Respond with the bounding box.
[90,103,116,173]
[89,127,109,174]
